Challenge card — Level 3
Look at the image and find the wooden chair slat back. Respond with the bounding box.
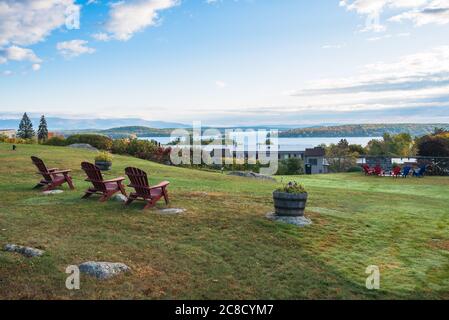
[125,167,151,196]
[31,156,52,182]
[81,162,106,192]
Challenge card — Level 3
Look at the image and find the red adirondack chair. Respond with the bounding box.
[125,167,169,210]
[362,164,375,176]
[374,165,383,176]
[81,162,127,202]
[392,166,402,178]
[31,156,75,191]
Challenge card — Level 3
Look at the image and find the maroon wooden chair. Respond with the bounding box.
[31,156,75,191]
[124,167,169,210]
[374,165,384,176]
[362,164,375,176]
[392,166,402,178]
[81,162,127,202]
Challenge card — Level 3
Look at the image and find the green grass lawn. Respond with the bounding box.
[1,143,449,299]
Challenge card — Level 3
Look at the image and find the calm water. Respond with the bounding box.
[140,136,380,150]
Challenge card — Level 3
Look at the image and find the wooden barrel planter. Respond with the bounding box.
[95,161,112,171]
[273,191,308,216]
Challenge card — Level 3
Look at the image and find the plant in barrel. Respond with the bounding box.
[273,182,308,216]
[94,151,113,171]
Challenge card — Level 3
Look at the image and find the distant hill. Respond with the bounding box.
[0,116,188,130]
[280,124,449,138]
[99,126,174,138]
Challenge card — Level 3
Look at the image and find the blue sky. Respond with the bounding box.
[1,0,449,126]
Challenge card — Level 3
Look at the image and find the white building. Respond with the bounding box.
[0,129,16,138]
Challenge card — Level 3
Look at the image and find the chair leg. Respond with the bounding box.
[99,191,115,202]
[125,197,135,206]
[162,188,169,205]
[65,175,75,190]
[82,191,93,199]
[118,183,127,197]
[143,199,156,210]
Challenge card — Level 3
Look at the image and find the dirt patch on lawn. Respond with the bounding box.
[429,239,449,251]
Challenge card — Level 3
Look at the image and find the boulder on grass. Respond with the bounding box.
[227,171,276,182]
[68,144,98,152]
[79,261,130,280]
[112,194,128,202]
[42,190,64,195]
[157,208,186,215]
[266,213,312,227]
[3,244,44,257]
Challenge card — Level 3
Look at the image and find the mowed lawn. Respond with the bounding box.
[1,143,449,299]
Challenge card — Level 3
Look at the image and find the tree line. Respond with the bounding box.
[14,112,49,142]
[323,130,449,173]
[280,123,449,138]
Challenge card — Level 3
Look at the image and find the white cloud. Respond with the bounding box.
[322,43,346,49]
[32,63,41,71]
[0,0,80,47]
[92,32,111,41]
[289,46,449,112]
[215,80,227,88]
[56,40,96,58]
[366,32,410,41]
[2,70,13,76]
[103,0,179,41]
[390,1,449,26]
[340,0,449,30]
[341,0,428,15]
[0,45,41,64]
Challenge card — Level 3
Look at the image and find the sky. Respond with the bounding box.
[1,0,449,126]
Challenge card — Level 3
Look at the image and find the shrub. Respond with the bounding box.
[417,134,449,157]
[275,182,307,194]
[66,134,113,150]
[276,158,304,175]
[95,151,113,163]
[44,136,68,146]
[0,136,36,144]
[347,166,363,173]
[111,139,130,155]
[111,138,172,164]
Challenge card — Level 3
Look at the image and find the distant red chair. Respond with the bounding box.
[362,164,375,176]
[81,162,127,202]
[31,156,75,191]
[392,166,402,178]
[374,165,384,176]
[125,167,169,210]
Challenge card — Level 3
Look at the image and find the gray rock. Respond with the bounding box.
[228,171,276,182]
[4,244,44,257]
[157,208,186,215]
[79,261,130,280]
[42,190,64,195]
[112,194,128,202]
[266,213,312,227]
[68,143,98,152]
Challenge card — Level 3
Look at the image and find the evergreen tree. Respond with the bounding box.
[17,112,35,139]
[37,115,49,142]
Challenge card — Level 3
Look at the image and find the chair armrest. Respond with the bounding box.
[103,177,125,183]
[51,169,71,174]
[48,168,59,172]
[150,181,170,190]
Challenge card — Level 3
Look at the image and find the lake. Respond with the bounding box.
[139,136,380,151]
